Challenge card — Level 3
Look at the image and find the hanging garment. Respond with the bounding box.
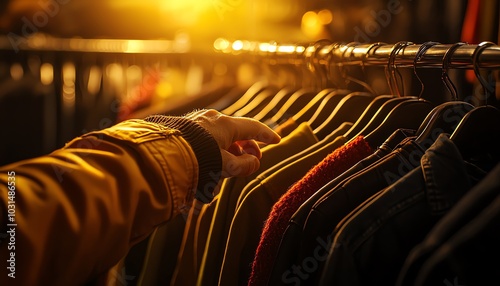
[131,213,187,285]
[218,128,355,286]
[318,134,487,286]
[291,136,426,285]
[413,182,500,286]
[268,128,416,285]
[170,200,204,286]
[236,122,354,209]
[274,117,300,137]
[219,122,318,201]
[194,122,318,286]
[248,136,372,286]
[397,163,500,286]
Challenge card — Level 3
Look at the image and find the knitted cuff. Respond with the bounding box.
[144,115,222,203]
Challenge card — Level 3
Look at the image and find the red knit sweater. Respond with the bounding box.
[248,136,372,286]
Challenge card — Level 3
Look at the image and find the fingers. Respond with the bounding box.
[191,109,281,149]
[221,150,261,177]
[228,116,281,145]
[227,140,262,159]
[188,109,280,178]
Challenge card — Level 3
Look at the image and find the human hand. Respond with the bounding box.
[186,109,281,177]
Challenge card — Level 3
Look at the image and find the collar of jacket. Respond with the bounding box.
[420,133,484,215]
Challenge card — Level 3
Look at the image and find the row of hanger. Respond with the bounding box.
[218,40,500,165]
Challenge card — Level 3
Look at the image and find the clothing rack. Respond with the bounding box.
[2,35,499,166]
[216,39,500,69]
[4,35,499,69]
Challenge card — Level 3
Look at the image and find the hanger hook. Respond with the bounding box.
[388,41,413,97]
[353,42,387,95]
[325,42,343,87]
[323,42,340,87]
[362,42,386,73]
[304,39,331,89]
[312,39,333,89]
[442,42,466,101]
[472,41,496,105]
[339,42,381,95]
[413,41,441,99]
[340,42,359,64]
[300,41,316,88]
[338,42,359,87]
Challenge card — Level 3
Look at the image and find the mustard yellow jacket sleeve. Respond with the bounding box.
[0,118,221,286]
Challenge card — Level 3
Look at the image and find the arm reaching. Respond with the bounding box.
[0,110,280,286]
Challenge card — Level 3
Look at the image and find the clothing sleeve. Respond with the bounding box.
[0,117,222,286]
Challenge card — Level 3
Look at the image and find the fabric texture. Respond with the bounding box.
[144,115,222,203]
[318,134,485,286]
[293,137,424,285]
[268,128,416,285]
[134,214,186,286]
[397,163,500,286]
[415,189,500,286]
[248,136,372,286]
[218,135,350,286]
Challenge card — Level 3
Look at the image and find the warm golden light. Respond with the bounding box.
[268,44,277,53]
[62,62,76,107]
[232,40,244,51]
[87,66,102,95]
[301,11,323,38]
[63,62,75,86]
[155,81,173,100]
[318,9,333,25]
[40,63,54,85]
[278,45,296,54]
[302,11,319,28]
[214,63,228,76]
[125,40,144,53]
[295,46,306,53]
[259,43,271,52]
[214,38,230,51]
[10,64,23,80]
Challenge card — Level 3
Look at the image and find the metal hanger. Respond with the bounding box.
[336,42,377,94]
[313,42,376,140]
[450,41,500,164]
[364,41,435,149]
[415,42,474,146]
[264,41,327,127]
[233,43,298,118]
[253,43,308,121]
[221,42,277,116]
[292,42,345,124]
[348,42,416,142]
[306,43,353,130]
[343,42,395,140]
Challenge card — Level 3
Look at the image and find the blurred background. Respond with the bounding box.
[1,0,490,45]
[0,0,499,165]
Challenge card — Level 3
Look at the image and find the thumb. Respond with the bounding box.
[221,150,261,177]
